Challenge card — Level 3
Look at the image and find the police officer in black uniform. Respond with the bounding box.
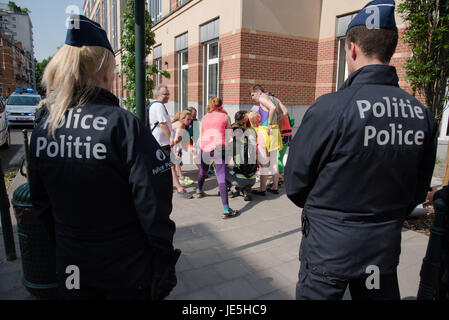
[29,15,177,300]
[285,0,438,300]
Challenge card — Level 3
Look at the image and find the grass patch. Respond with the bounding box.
[4,167,20,190]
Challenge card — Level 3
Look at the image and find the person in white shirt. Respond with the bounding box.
[149,84,193,199]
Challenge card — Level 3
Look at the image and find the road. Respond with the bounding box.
[0,126,33,173]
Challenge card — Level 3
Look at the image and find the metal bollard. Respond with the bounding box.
[0,156,17,261]
[12,130,57,299]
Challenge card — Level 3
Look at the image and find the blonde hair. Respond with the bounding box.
[172,109,192,122]
[41,45,115,136]
[207,97,223,113]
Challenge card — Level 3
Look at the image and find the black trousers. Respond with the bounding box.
[296,260,401,300]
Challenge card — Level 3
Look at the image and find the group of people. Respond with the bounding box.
[28,0,441,301]
[148,83,294,218]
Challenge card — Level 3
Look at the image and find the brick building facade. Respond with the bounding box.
[82,1,441,132]
[83,0,127,102]
[0,7,34,98]
[144,0,423,128]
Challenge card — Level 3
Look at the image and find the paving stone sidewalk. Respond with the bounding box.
[0,165,433,300]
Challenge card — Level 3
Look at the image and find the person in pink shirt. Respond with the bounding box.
[196,97,240,218]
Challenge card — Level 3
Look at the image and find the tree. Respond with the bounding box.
[398,0,449,123]
[7,1,29,13]
[398,1,449,185]
[120,0,170,114]
[34,56,52,97]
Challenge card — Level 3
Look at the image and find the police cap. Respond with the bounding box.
[65,15,114,54]
[347,0,397,33]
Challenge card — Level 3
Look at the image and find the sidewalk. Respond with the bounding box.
[0,165,433,300]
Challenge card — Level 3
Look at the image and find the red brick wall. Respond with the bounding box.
[315,38,338,99]
[0,38,15,97]
[146,28,422,110]
[221,30,319,106]
[188,43,203,103]
[314,29,424,105]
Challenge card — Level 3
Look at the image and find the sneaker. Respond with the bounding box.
[179,177,194,186]
[196,191,206,198]
[267,187,279,195]
[179,178,189,186]
[177,189,193,199]
[230,191,240,198]
[223,208,240,219]
[244,194,252,201]
[251,189,266,196]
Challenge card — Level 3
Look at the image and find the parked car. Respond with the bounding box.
[0,96,10,149]
[6,88,41,126]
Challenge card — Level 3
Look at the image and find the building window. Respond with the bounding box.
[200,19,220,114]
[178,0,189,6]
[102,0,108,30]
[96,6,101,24]
[12,24,16,28]
[111,0,118,52]
[148,0,162,23]
[335,12,358,90]
[12,16,16,21]
[179,50,188,111]
[204,41,219,103]
[153,44,162,87]
[155,58,162,87]
[336,37,348,90]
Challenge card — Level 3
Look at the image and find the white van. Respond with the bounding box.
[6,89,41,126]
[0,96,10,149]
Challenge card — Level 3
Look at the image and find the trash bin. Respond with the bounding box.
[12,182,57,299]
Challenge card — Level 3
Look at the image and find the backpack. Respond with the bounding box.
[145,101,160,128]
[288,113,295,127]
[268,94,295,127]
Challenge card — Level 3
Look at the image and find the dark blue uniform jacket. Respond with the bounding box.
[29,88,175,290]
[285,65,438,278]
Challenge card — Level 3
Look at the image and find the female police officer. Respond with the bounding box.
[29,15,176,300]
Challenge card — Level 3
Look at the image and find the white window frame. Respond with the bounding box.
[178,49,189,113]
[204,40,219,110]
[335,37,349,91]
[155,58,162,87]
[111,0,117,52]
[178,0,189,6]
[102,0,108,30]
[96,6,101,24]
[148,0,162,24]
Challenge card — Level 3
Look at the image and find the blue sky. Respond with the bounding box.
[11,0,85,62]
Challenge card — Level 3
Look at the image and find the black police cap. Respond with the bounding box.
[65,15,114,54]
[347,0,397,33]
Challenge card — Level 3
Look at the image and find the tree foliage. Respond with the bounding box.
[8,1,29,13]
[34,56,52,97]
[398,0,449,124]
[120,0,170,114]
